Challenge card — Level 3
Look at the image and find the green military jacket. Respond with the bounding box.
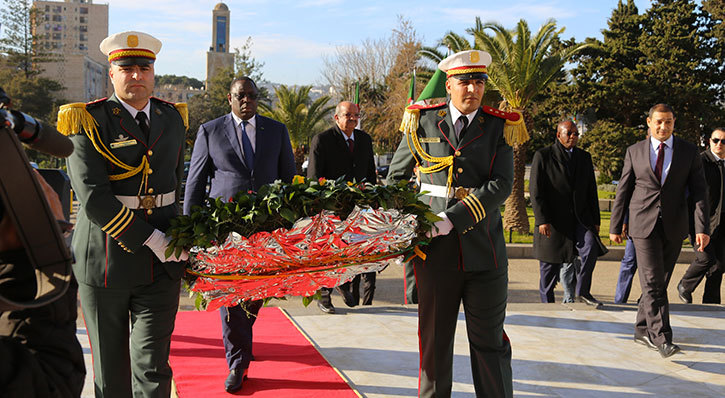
[387,102,514,271]
[65,94,186,288]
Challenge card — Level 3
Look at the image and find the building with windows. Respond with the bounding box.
[154,84,204,103]
[206,2,234,85]
[33,0,109,102]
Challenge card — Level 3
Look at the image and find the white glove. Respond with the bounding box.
[144,229,189,262]
[427,212,454,238]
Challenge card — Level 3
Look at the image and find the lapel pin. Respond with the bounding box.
[112,107,121,116]
[438,109,447,118]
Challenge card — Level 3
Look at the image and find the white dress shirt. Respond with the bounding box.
[448,105,476,138]
[649,135,674,185]
[231,112,257,155]
[118,97,151,126]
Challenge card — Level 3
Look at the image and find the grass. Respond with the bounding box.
[500,207,620,245]
[501,207,693,249]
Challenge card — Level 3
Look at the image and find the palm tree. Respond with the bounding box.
[259,85,335,172]
[417,31,474,81]
[469,18,590,233]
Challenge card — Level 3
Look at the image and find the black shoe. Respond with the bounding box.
[576,295,602,308]
[657,342,681,358]
[317,300,335,314]
[225,367,248,393]
[677,281,692,304]
[335,286,357,307]
[634,334,657,350]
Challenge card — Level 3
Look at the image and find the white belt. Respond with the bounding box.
[420,183,474,200]
[115,191,176,210]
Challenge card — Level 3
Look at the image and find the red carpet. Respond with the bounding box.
[169,307,359,397]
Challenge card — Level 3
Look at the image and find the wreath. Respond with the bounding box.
[166,176,438,310]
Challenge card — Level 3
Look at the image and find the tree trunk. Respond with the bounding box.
[503,142,530,234]
[293,146,305,175]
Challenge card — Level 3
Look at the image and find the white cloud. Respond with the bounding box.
[231,34,336,59]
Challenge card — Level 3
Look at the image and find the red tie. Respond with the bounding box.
[347,138,354,153]
[654,143,665,182]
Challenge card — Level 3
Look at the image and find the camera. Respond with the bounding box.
[0,87,74,158]
[0,108,44,145]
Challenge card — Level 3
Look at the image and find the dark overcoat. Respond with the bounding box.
[307,126,377,183]
[530,141,600,263]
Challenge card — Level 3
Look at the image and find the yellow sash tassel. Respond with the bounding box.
[400,106,455,196]
[502,108,528,147]
[174,102,189,131]
[57,102,149,185]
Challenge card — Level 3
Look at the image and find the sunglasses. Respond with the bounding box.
[711,138,725,144]
[231,92,258,101]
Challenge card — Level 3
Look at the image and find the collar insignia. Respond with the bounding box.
[154,108,162,115]
[478,116,485,124]
[112,107,121,116]
[438,109,447,118]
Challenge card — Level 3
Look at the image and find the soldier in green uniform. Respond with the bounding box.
[387,50,518,398]
[58,31,189,397]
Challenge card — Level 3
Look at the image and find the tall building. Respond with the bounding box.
[33,0,109,102]
[206,2,234,85]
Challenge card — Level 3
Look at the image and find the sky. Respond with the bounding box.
[103,0,655,86]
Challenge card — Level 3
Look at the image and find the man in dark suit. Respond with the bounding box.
[307,100,378,313]
[183,77,295,392]
[531,120,602,306]
[387,50,513,397]
[610,103,709,358]
[63,31,189,397]
[677,127,725,304]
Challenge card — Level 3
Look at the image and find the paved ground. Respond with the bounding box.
[77,253,724,397]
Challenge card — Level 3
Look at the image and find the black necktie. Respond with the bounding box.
[457,116,468,138]
[565,150,573,178]
[135,112,150,140]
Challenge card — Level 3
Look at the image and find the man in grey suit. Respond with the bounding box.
[183,77,295,392]
[610,103,709,358]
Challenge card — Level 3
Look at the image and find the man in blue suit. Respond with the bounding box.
[183,76,295,392]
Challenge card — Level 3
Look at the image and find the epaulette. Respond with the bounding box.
[86,97,108,108]
[407,102,446,111]
[151,97,188,131]
[399,102,446,137]
[57,101,100,136]
[481,106,528,147]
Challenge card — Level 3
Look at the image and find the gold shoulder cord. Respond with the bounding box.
[399,107,455,196]
[57,103,151,195]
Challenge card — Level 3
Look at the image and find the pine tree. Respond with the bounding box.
[569,0,648,127]
[566,0,725,181]
[637,0,720,142]
[0,0,58,77]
